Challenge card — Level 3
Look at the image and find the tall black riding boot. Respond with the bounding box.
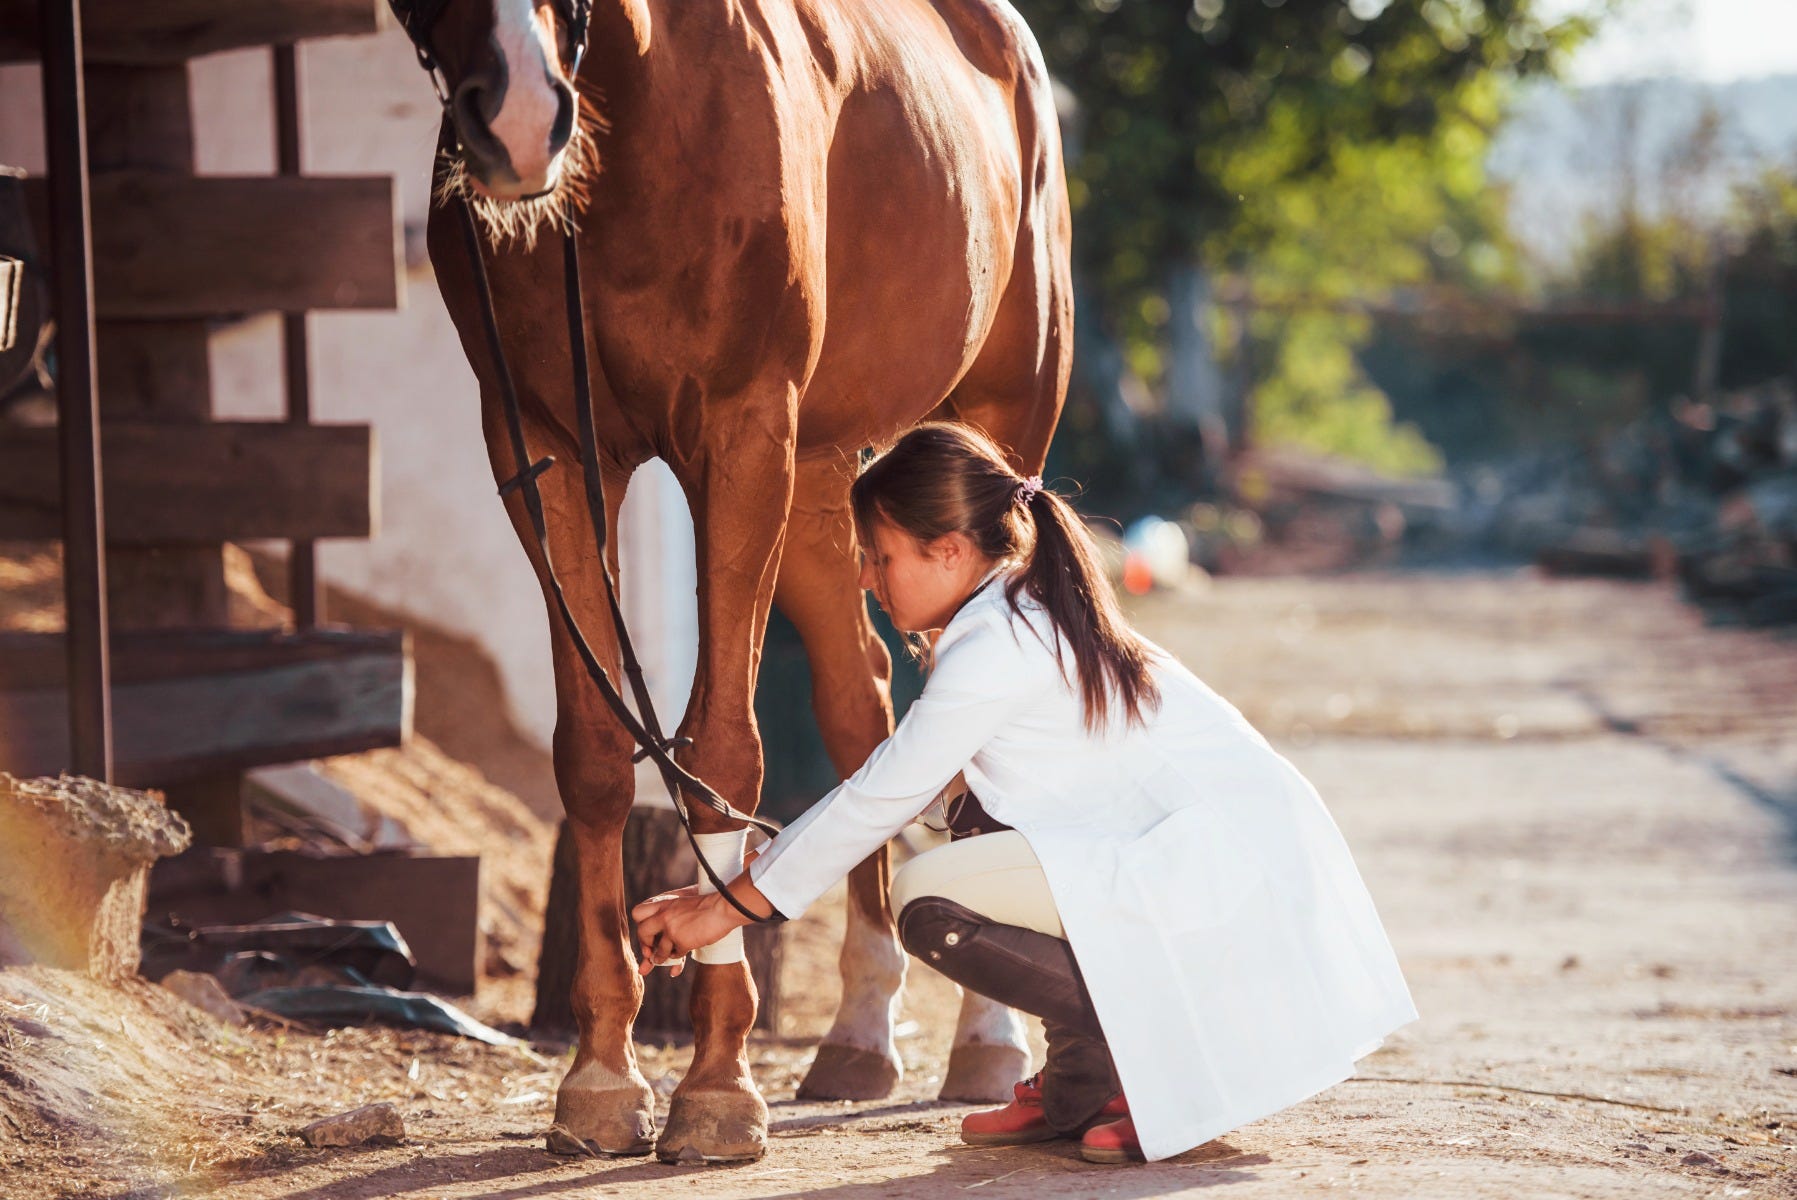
[897,895,1121,1133]
[1038,1018,1121,1135]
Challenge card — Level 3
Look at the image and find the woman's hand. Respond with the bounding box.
[631,889,746,977]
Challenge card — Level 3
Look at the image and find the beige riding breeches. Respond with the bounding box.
[889,829,1066,939]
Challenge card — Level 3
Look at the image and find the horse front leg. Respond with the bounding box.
[548,737,657,1155]
[498,443,658,1155]
[653,393,798,1164]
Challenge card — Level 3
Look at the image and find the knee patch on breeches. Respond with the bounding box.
[896,895,1104,1036]
[896,894,984,965]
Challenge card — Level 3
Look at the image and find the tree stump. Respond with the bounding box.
[532,807,783,1038]
[0,773,191,977]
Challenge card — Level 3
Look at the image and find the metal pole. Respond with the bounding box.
[40,0,112,781]
[274,41,322,628]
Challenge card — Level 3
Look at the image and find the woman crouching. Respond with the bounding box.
[632,421,1417,1163]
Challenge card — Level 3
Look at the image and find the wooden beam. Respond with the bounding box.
[0,421,377,543]
[0,628,407,685]
[0,0,388,65]
[26,174,402,317]
[0,628,413,785]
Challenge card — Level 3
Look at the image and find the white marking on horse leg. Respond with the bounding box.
[953,988,1030,1057]
[820,886,906,1061]
[940,988,1033,1101]
[489,0,564,189]
[560,1058,641,1094]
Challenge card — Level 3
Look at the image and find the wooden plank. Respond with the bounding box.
[0,627,407,687]
[148,848,481,993]
[0,628,413,785]
[0,0,387,65]
[25,174,402,317]
[0,421,377,542]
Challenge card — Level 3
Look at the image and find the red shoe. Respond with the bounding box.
[961,1074,1128,1147]
[1079,1115,1144,1164]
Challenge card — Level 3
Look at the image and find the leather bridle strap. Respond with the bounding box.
[397,0,790,926]
[452,199,783,925]
[391,0,595,98]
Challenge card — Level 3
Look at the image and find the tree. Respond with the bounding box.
[1012,0,1593,483]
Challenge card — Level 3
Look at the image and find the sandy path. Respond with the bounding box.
[10,570,1796,1198]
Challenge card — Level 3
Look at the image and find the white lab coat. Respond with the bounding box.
[750,565,1417,1161]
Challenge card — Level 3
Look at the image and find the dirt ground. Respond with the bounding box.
[5,568,1796,1198]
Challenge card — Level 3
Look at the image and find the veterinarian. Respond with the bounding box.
[632,421,1417,1164]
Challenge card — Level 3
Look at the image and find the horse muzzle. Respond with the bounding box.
[450,38,576,202]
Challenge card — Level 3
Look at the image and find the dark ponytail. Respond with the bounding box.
[1012,482,1162,734]
[850,421,1163,735]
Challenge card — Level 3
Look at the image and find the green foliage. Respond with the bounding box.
[1560,210,1712,304]
[1716,170,1797,389]
[1540,165,1797,406]
[1010,0,1588,472]
[1367,165,1797,463]
[1252,312,1444,474]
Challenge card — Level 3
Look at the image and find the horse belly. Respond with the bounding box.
[796,74,1020,453]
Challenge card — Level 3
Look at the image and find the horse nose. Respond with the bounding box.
[548,78,576,158]
[451,63,516,179]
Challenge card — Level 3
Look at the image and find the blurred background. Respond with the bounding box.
[787,0,1797,815]
[1024,0,1797,598]
[6,0,1796,807]
[3,4,1797,1193]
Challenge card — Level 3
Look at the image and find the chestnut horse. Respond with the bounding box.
[407,0,1071,1162]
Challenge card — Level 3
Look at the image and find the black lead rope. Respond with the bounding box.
[392,0,783,927]
[451,196,783,927]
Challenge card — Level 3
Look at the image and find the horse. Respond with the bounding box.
[404,0,1073,1162]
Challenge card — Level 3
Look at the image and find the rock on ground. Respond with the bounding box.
[299,1103,406,1148]
[160,970,245,1027]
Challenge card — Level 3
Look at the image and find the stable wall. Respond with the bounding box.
[0,25,699,755]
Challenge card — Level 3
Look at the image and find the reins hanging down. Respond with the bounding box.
[453,199,782,926]
[394,0,781,924]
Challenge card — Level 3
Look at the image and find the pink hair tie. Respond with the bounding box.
[1015,475,1043,505]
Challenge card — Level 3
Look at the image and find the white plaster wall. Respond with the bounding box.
[0,28,699,754]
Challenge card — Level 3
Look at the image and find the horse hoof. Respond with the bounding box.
[939,1041,1032,1103]
[656,1083,768,1164]
[796,1043,901,1101]
[549,1081,657,1157]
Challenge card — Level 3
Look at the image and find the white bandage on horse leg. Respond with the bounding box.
[691,829,748,965]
